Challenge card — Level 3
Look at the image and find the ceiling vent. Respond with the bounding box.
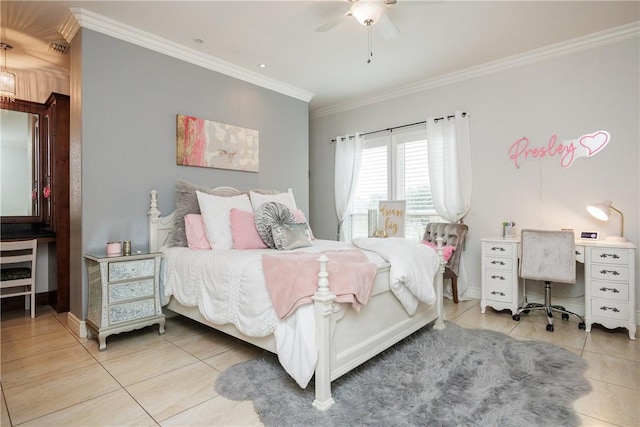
[48,42,69,55]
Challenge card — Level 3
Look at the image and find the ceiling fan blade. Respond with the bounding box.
[376,14,399,40]
[315,13,349,32]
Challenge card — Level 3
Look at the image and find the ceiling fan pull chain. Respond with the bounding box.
[367,21,373,64]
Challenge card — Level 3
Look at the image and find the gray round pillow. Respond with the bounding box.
[254,201,296,248]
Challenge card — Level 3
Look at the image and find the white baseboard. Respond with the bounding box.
[66,311,88,338]
[464,286,482,301]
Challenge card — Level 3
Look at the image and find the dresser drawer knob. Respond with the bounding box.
[599,269,621,276]
[490,260,505,266]
[491,291,506,296]
[598,287,621,294]
[490,275,506,281]
[490,247,506,252]
[599,306,620,313]
[599,253,620,259]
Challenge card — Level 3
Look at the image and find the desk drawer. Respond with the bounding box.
[590,299,630,321]
[109,298,156,325]
[591,281,629,302]
[484,271,513,302]
[590,265,629,282]
[109,279,155,303]
[590,248,629,265]
[483,242,514,257]
[485,256,512,270]
[575,246,585,263]
[109,259,155,281]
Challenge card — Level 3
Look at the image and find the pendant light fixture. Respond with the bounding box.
[0,43,17,102]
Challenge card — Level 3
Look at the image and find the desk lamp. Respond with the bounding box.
[586,200,626,242]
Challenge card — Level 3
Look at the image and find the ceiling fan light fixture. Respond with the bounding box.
[350,1,386,26]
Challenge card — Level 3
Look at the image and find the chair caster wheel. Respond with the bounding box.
[512,314,520,321]
[562,313,569,320]
[546,324,554,332]
[578,323,586,330]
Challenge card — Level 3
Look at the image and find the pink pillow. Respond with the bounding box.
[230,209,268,249]
[185,214,211,250]
[292,209,315,240]
[421,240,455,262]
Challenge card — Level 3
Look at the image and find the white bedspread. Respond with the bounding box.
[160,239,387,388]
[352,237,440,315]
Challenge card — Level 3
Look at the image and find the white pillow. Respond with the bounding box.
[250,190,297,212]
[196,191,253,250]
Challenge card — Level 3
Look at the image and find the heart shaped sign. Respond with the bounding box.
[579,131,610,157]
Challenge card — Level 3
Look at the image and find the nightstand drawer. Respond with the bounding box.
[590,299,630,321]
[591,280,629,301]
[484,271,513,302]
[483,242,514,257]
[590,265,629,282]
[590,248,629,265]
[485,256,512,270]
[109,259,155,281]
[109,279,155,303]
[109,298,156,325]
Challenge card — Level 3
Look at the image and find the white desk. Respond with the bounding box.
[480,236,636,340]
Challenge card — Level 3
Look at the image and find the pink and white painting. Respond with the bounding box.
[176,114,259,172]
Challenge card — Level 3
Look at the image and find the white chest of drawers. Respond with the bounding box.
[585,245,636,340]
[85,252,166,350]
[480,238,524,315]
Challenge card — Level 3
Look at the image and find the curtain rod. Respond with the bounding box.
[330,112,468,144]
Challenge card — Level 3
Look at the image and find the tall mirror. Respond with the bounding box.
[1,100,45,223]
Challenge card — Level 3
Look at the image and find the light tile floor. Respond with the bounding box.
[1,299,638,426]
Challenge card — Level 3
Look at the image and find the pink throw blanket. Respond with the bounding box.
[262,250,378,319]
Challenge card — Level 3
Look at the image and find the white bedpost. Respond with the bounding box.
[312,254,336,411]
[148,190,161,252]
[433,237,446,330]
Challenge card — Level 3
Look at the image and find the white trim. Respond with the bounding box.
[66,311,88,338]
[311,21,640,119]
[58,8,314,104]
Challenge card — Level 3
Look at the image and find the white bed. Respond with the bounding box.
[147,187,446,410]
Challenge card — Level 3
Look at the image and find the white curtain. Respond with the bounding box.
[426,111,472,299]
[334,133,363,241]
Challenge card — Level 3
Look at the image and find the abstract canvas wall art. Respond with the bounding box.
[176,114,259,172]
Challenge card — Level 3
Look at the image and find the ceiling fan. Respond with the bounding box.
[315,0,400,41]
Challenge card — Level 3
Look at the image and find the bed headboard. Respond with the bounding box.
[147,186,292,252]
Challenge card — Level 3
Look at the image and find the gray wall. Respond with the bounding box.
[71,29,309,318]
[310,38,639,309]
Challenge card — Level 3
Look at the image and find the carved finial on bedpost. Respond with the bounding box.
[433,236,446,330]
[148,190,161,252]
[312,254,336,411]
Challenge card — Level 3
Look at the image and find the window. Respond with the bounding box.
[348,128,443,241]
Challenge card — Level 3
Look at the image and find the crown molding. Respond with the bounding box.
[59,8,314,103]
[311,21,640,119]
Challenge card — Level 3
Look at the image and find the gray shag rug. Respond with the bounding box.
[215,322,591,426]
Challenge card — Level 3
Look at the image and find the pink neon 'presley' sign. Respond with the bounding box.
[508,130,610,169]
